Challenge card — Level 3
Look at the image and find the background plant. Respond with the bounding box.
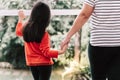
[0,1,90,79]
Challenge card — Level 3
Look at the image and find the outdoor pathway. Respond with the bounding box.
[0,68,71,80]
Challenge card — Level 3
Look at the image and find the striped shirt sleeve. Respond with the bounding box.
[84,0,95,7]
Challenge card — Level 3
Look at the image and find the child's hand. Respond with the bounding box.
[18,9,26,22]
[60,37,70,50]
[58,44,68,55]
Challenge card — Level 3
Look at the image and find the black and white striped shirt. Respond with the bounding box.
[84,0,120,46]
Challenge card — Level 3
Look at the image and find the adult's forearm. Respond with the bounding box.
[66,12,89,39]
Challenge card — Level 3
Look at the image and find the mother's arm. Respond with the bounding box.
[61,3,94,48]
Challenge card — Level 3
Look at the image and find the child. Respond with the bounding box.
[15,1,67,80]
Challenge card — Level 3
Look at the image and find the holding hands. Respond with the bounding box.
[58,44,68,55]
[59,37,71,55]
[60,37,70,50]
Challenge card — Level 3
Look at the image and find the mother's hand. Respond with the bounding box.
[60,37,70,50]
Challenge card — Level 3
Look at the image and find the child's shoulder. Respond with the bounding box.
[45,31,48,35]
[41,31,50,43]
[43,31,50,38]
[45,31,50,35]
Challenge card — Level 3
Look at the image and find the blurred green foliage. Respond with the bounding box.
[0,0,89,70]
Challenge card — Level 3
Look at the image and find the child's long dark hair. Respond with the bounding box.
[23,2,50,43]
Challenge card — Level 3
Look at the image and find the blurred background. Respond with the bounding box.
[0,0,91,80]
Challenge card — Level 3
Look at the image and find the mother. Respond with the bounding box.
[61,0,120,80]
